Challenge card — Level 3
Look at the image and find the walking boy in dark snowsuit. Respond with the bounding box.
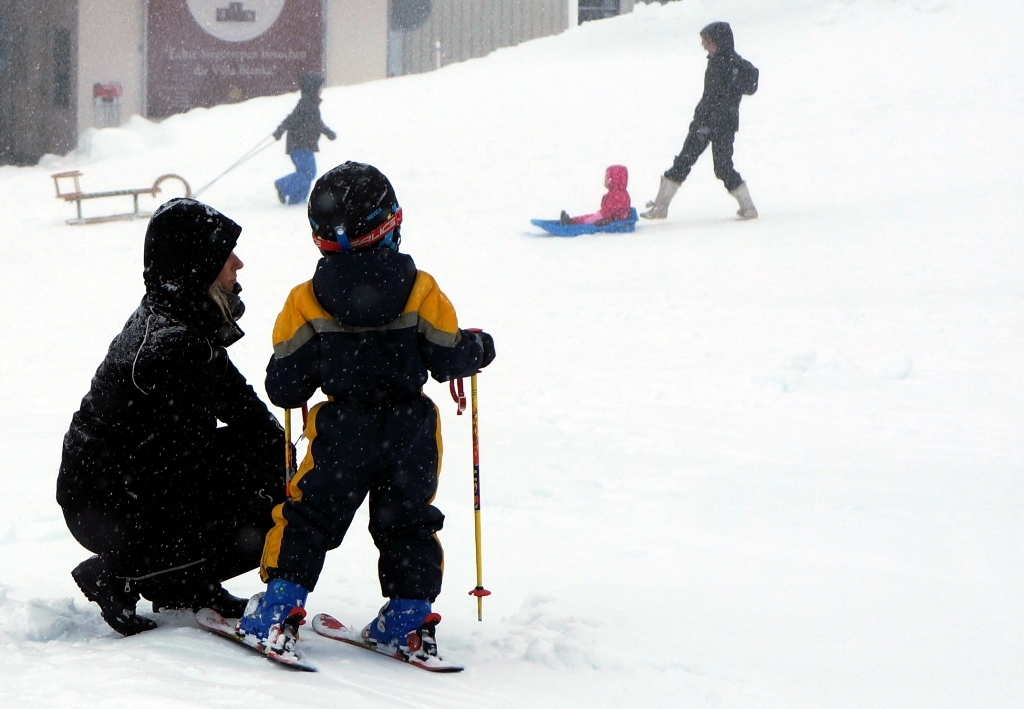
[237,162,496,664]
[273,72,336,205]
[642,21,759,220]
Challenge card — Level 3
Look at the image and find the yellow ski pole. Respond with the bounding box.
[466,374,491,620]
[283,409,295,497]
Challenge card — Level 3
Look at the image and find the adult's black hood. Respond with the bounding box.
[143,198,245,343]
[313,247,417,328]
[700,21,735,55]
[300,71,325,98]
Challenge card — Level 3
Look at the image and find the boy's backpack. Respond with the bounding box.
[732,57,759,96]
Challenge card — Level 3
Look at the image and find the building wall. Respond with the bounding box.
[77,0,144,135]
[0,0,78,164]
[5,0,576,162]
[323,0,388,86]
[396,0,569,76]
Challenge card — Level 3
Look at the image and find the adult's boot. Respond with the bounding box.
[72,555,158,636]
[640,175,682,219]
[729,181,759,220]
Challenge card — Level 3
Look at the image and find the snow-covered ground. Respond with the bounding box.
[1,0,1022,706]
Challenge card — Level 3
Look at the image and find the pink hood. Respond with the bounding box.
[605,165,628,191]
[600,165,631,221]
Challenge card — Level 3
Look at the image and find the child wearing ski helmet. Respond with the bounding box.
[559,164,632,225]
[272,71,336,205]
[237,162,496,664]
[641,21,759,221]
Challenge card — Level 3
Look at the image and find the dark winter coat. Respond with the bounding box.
[693,22,752,134]
[273,72,336,154]
[57,200,284,526]
[266,248,487,409]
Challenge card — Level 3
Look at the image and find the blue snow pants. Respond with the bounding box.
[275,149,316,205]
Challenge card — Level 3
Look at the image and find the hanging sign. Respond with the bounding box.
[147,0,322,119]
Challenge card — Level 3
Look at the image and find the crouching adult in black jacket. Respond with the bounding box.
[57,198,287,635]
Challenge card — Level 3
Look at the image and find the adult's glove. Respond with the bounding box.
[325,128,337,141]
[466,329,496,369]
[273,127,284,140]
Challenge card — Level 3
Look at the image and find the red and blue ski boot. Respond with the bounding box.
[236,578,308,656]
[362,598,446,662]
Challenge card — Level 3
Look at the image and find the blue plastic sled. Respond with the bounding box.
[530,208,639,237]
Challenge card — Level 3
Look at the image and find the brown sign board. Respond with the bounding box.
[147,0,322,119]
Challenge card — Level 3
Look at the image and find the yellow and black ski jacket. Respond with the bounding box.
[266,249,485,408]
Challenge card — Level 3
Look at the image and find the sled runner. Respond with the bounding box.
[530,208,638,237]
[51,170,191,225]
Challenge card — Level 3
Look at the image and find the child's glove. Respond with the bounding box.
[466,329,496,369]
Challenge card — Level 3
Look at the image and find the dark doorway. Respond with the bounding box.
[578,0,620,24]
[0,0,78,166]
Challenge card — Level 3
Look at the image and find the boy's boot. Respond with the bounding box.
[362,598,445,660]
[236,578,308,653]
[729,181,758,220]
[640,175,682,219]
[71,555,158,636]
[559,210,572,225]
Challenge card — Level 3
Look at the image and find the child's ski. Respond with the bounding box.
[311,613,463,673]
[196,608,317,672]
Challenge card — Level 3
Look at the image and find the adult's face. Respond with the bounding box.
[215,251,244,291]
[701,35,717,55]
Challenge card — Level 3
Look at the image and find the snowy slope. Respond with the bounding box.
[1,0,1023,706]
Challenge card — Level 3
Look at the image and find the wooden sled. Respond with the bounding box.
[51,171,191,225]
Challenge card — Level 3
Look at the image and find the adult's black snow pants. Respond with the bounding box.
[62,426,284,602]
[664,122,744,191]
[260,396,445,600]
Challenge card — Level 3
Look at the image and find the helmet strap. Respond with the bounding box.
[380,229,400,251]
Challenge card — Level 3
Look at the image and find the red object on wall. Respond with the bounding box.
[146,0,323,119]
[93,83,124,99]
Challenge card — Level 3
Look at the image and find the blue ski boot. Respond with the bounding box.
[236,579,308,654]
[362,598,444,661]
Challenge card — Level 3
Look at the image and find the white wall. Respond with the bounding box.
[77,0,145,135]
[323,0,388,86]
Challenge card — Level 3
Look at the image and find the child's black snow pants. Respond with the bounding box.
[665,121,744,191]
[260,395,445,600]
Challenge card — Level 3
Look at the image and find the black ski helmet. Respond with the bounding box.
[308,162,402,253]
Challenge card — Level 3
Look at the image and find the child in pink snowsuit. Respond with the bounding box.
[561,165,632,225]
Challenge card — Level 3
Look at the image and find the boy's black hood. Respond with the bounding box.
[313,248,417,327]
[700,21,735,55]
[300,71,325,98]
